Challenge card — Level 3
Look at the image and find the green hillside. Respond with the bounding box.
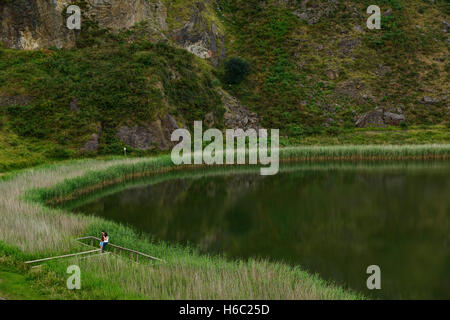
[0,28,222,170]
[0,0,448,171]
[218,0,449,132]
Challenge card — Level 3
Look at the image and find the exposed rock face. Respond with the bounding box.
[81,124,102,152]
[421,96,446,105]
[325,69,339,80]
[171,2,225,65]
[291,0,338,25]
[204,89,260,130]
[0,0,169,49]
[338,37,361,55]
[0,0,224,63]
[355,108,405,128]
[86,0,167,34]
[353,25,363,33]
[376,65,391,77]
[355,109,384,128]
[336,79,374,103]
[384,112,406,126]
[0,0,75,49]
[0,95,33,106]
[443,20,450,33]
[219,89,260,131]
[116,114,178,150]
[82,133,100,152]
[383,8,393,17]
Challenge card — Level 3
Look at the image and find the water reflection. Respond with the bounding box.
[73,161,450,299]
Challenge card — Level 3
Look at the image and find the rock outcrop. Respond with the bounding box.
[355,108,405,128]
[338,37,361,55]
[86,0,167,35]
[0,0,75,49]
[116,114,178,150]
[355,109,384,127]
[384,112,406,126]
[82,133,100,152]
[0,0,225,63]
[217,89,260,131]
[80,124,102,152]
[291,0,338,25]
[204,89,260,130]
[0,0,168,49]
[0,95,33,107]
[325,69,339,80]
[171,2,225,65]
[421,95,447,105]
[336,79,375,103]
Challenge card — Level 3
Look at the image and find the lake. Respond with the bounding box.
[72,161,450,299]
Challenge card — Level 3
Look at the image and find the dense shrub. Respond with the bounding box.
[224,57,250,84]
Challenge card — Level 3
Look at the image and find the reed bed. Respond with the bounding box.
[1,145,449,299]
[280,144,450,160]
[0,157,154,253]
[31,144,450,207]
[47,254,359,300]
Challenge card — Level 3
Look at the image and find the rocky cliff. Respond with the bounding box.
[0,0,75,49]
[0,0,225,62]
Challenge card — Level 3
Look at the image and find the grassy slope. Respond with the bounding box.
[283,125,450,145]
[0,266,47,300]
[217,0,449,134]
[0,28,222,171]
[0,0,449,172]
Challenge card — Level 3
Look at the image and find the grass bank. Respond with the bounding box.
[0,265,48,300]
[1,126,449,173]
[1,145,450,299]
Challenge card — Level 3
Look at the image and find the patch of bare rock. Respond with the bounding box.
[355,107,406,128]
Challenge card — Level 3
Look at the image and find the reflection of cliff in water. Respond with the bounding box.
[80,173,265,249]
[75,163,450,299]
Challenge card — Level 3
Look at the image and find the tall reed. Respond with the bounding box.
[1,145,449,299]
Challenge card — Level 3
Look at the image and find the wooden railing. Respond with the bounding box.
[75,236,164,263]
[25,249,102,266]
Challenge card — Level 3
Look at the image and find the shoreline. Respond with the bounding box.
[1,145,450,299]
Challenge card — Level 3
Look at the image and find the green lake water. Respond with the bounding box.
[72,161,450,299]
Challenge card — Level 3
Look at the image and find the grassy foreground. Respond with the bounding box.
[0,266,47,300]
[1,145,450,299]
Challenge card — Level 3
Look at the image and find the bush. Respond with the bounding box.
[224,57,250,84]
[45,146,74,160]
[133,51,155,66]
